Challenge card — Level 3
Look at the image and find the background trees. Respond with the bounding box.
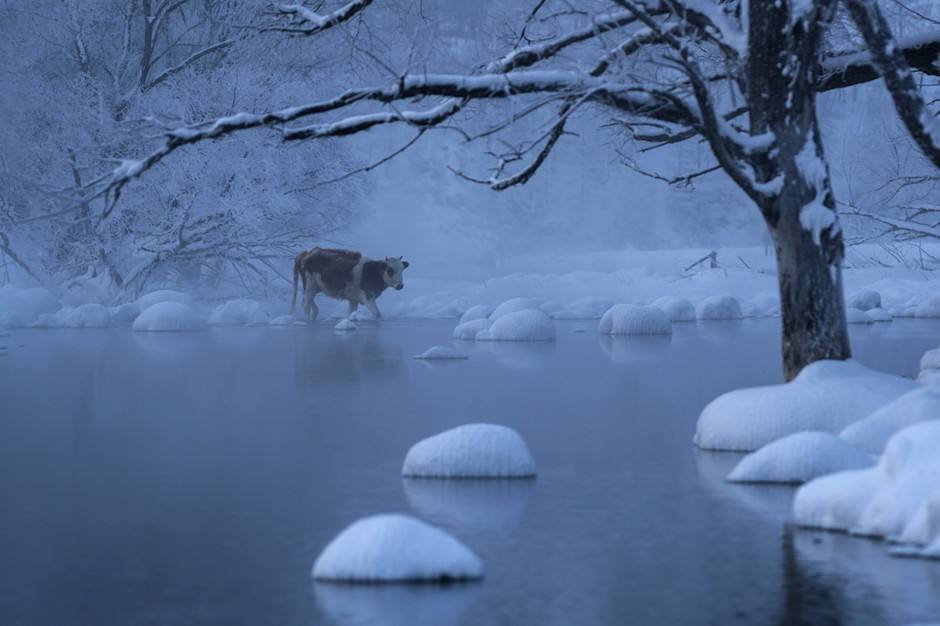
[0,0,363,297]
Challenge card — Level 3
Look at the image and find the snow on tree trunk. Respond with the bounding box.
[748,0,851,381]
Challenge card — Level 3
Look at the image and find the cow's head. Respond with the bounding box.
[384,256,409,290]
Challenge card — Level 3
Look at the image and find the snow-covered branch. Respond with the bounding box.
[843,0,940,169]
[271,0,374,35]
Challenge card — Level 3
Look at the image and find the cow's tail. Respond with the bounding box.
[290,261,300,314]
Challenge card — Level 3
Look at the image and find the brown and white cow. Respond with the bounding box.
[290,247,409,320]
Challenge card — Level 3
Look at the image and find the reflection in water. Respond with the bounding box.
[778,529,847,626]
[293,328,405,385]
[132,330,204,361]
[794,530,940,625]
[403,478,535,535]
[313,581,480,626]
[693,448,797,520]
[477,341,556,371]
[598,334,672,365]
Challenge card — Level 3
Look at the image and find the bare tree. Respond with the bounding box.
[88,0,940,379]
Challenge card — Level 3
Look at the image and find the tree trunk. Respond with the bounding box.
[771,198,851,381]
[747,0,850,381]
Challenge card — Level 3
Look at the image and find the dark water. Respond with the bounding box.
[2,319,940,626]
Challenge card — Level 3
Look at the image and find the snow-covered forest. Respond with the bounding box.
[2,0,938,296]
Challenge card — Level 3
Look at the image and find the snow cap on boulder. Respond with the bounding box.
[132,302,203,332]
[696,295,742,320]
[312,514,483,582]
[727,431,873,484]
[598,304,672,335]
[403,423,536,478]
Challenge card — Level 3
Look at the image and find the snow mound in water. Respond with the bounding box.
[551,296,615,320]
[597,304,672,335]
[727,431,873,484]
[109,303,141,325]
[489,298,541,320]
[135,289,193,310]
[414,346,468,360]
[34,303,113,328]
[694,359,916,451]
[312,514,483,582]
[866,307,892,322]
[840,386,940,454]
[459,304,491,324]
[453,318,490,340]
[65,303,112,328]
[132,302,203,332]
[208,299,268,325]
[794,420,940,558]
[846,308,873,324]
[476,310,554,342]
[334,318,357,332]
[598,304,672,335]
[652,296,696,322]
[846,289,882,311]
[402,424,536,478]
[0,287,60,327]
[696,295,742,320]
[915,295,940,318]
[919,346,940,384]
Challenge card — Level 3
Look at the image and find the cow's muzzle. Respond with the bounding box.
[395,284,404,290]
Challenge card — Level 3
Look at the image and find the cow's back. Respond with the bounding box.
[303,247,363,295]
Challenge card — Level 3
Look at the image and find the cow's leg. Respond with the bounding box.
[303,273,319,320]
[347,300,359,320]
[363,297,381,320]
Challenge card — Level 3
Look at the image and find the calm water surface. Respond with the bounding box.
[2,318,940,626]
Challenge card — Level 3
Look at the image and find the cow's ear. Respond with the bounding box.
[403,261,410,269]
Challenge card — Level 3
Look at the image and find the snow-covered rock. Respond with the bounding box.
[402,424,537,478]
[598,304,672,335]
[551,296,615,320]
[135,289,193,310]
[476,309,554,342]
[694,359,916,451]
[458,304,491,324]
[747,292,780,318]
[840,386,940,455]
[0,287,60,327]
[132,302,203,332]
[108,303,141,325]
[866,307,892,322]
[727,431,873,484]
[414,346,468,360]
[847,289,882,311]
[794,420,940,558]
[489,298,541,320]
[696,295,743,320]
[334,318,357,332]
[915,295,940,318]
[652,296,696,322]
[208,298,268,325]
[453,318,491,340]
[918,347,940,384]
[846,308,873,324]
[64,303,112,328]
[312,514,483,582]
